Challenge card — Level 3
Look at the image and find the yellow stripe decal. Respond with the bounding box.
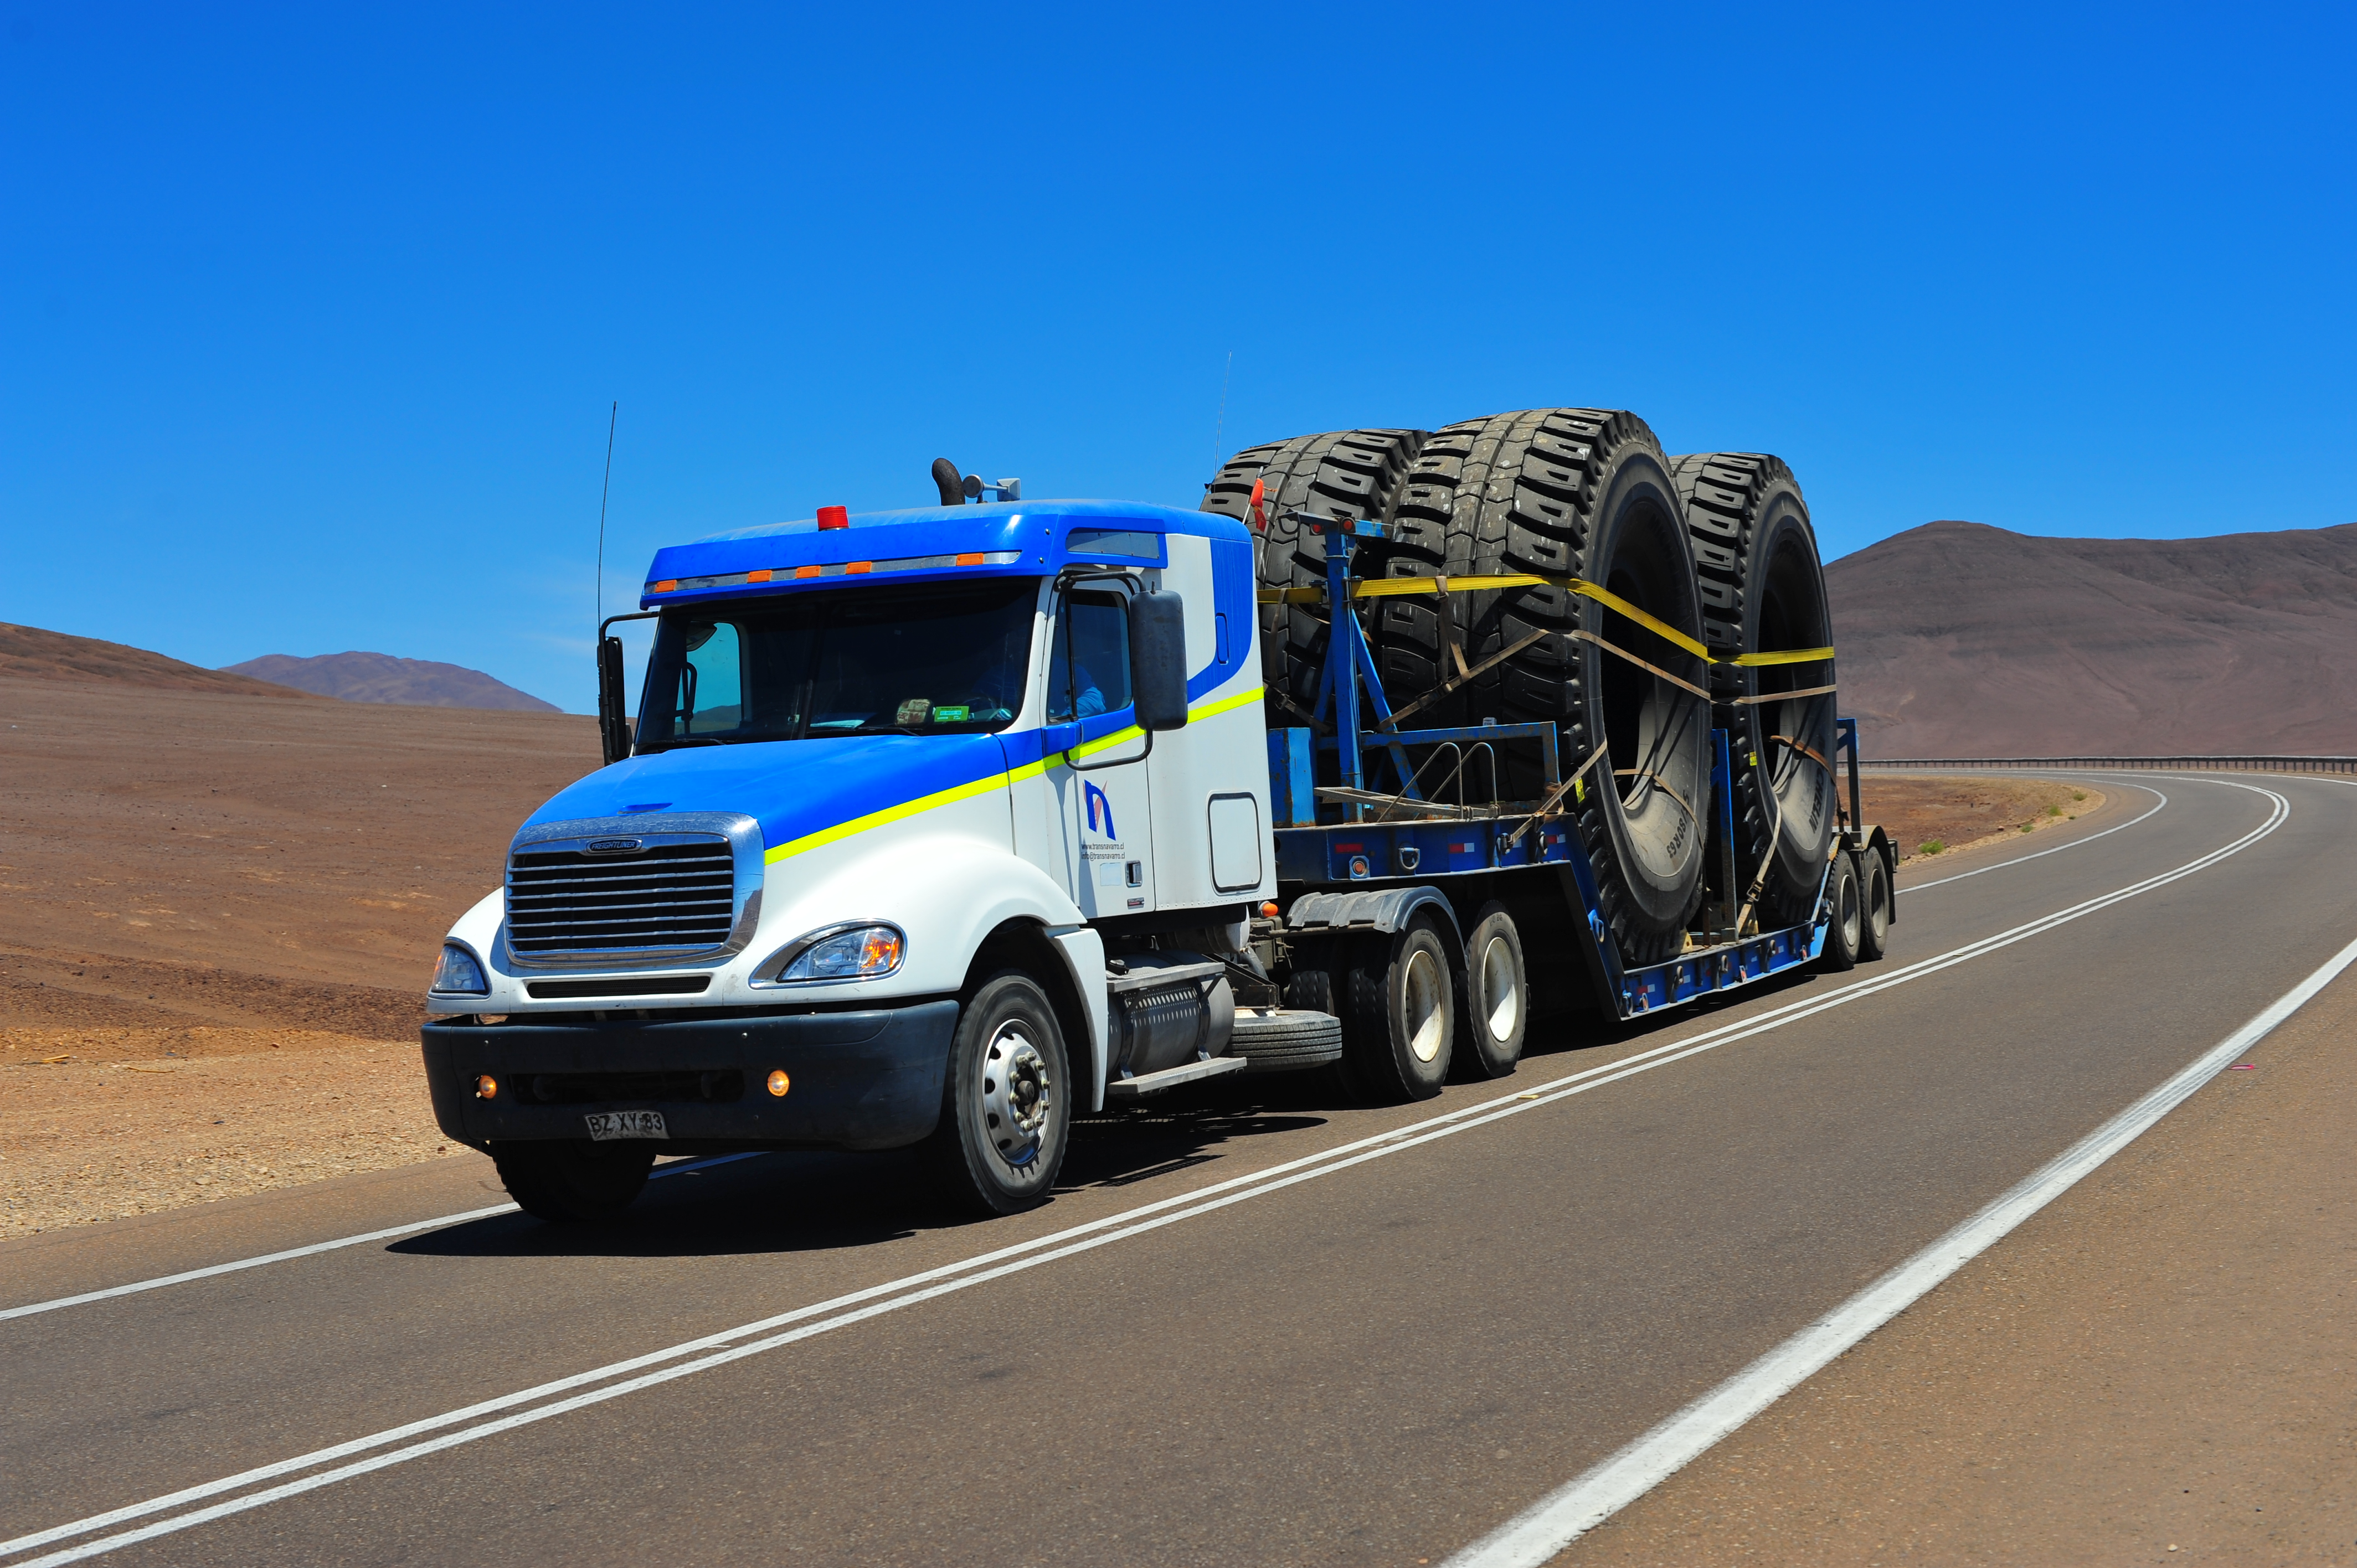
[761,687,1265,864]
[764,768,1025,864]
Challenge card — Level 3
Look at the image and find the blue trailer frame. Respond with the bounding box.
[1265,515,1855,1023]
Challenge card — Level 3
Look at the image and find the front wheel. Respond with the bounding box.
[927,971,1072,1216]
[492,1140,656,1224]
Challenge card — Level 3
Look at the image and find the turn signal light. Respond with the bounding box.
[766,1069,790,1097]
[1260,901,1279,918]
[816,505,850,530]
[475,1074,498,1100]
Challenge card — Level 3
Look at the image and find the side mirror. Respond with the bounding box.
[1129,592,1187,732]
[597,636,632,765]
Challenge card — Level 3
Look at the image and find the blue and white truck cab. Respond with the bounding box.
[421,498,1293,1218]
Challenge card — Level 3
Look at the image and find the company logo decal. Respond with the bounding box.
[1083,780,1116,839]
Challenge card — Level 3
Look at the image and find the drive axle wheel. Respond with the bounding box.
[1453,904,1527,1080]
[1338,915,1456,1103]
[492,1139,656,1224]
[928,971,1072,1216]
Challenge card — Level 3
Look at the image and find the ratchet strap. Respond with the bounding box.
[1257,572,1833,670]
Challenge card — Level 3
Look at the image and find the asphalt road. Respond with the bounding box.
[4,772,2353,1567]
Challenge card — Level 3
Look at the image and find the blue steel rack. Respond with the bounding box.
[1265,514,1843,1024]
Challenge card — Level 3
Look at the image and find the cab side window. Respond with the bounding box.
[1048,591,1133,721]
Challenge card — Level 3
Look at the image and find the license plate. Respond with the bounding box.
[584,1110,668,1142]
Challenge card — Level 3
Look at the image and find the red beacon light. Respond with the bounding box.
[816,505,850,530]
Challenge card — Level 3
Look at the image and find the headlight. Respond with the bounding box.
[753,922,905,985]
[430,942,490,995]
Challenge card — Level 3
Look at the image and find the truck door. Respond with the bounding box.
[1046,584,1155,918]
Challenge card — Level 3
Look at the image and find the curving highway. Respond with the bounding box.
[4,772,2355,1568]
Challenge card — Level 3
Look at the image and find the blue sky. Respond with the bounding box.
[4,2,2351,711]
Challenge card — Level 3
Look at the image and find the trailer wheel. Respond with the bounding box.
[492,1140,656,1224]
[1820,854,1862,972]
[926,971,1072,1216]
[1859,851,1892,961]
[1670,453,1838,930]
[1453,904,1527,1080]
[1202,428,1429,731]
[1400,409,1710,966]
[1337,916,1456,1102]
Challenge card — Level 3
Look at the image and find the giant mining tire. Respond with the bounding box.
[1202,428,1429,728]
[1391,409,1713,967]
[1670,453,1838,931]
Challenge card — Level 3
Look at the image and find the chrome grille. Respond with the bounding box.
[506,836,738,960]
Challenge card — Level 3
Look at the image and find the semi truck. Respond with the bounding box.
[419,409,1897,1222]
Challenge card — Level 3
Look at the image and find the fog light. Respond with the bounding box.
[475,1074,498,1100]
[766,1069,790,1097]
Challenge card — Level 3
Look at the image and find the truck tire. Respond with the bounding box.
[1670,453,1838,931]
[1859,850,1892,961]
[926,971,1072,1216]
[1202,428,1429,730]
[1396,409,1712,966]
[1819,853,1862,972]
[492,1139,656,1224]
[1453,903,1527,1080]
[1228,1008,1346,1072]
[1337,915,1455,1102]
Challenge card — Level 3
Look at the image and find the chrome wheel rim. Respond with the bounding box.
[1480,935,1520,1044]
[1839,875,1861,950]
[1404,948,1446,1064]
[980,1021,1052,1173]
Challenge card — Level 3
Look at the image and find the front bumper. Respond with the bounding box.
[420,1002,959,1153]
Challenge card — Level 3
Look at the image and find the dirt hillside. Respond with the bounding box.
[1827,519,2357,758]
[226,651,561,712]
[0,673,603,1234]
[0,622,318,700]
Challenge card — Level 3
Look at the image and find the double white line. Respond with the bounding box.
[0,782,2290,1568]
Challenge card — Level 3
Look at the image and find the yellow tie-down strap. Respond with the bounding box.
[1258,573,1833,669]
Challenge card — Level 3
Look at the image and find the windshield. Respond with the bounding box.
[635,579,1039,751]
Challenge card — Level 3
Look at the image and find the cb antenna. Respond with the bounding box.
[595,401,618,628]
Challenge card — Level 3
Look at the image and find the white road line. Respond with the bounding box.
[0,1152,767,1324]
[1444,917,2357,1568]
[1902,781,2168,891]
[0,781,2291,1567]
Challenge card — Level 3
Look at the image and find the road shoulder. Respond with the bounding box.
[1558,971,2357,1566]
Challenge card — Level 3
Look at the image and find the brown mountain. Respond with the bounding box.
[0,622,318,699]
[1828,519,2357,758]
[224,652,560,712]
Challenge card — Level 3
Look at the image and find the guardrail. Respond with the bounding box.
[1862,756,2357,775]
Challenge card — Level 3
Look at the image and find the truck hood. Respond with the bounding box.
[525,732,1020,861]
